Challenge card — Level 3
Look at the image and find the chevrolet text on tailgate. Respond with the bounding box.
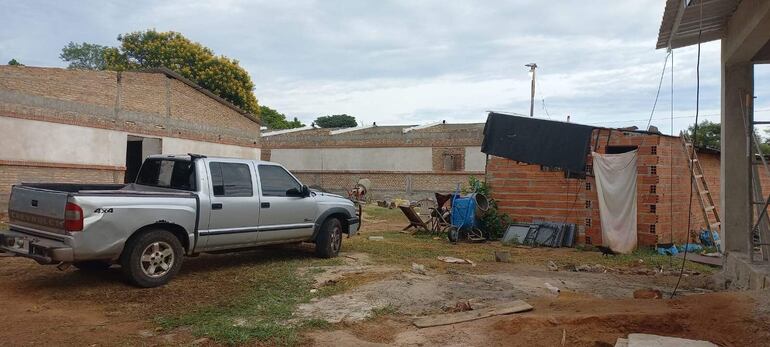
[0,154,360,287]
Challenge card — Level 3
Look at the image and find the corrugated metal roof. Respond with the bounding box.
[656,0,741,49]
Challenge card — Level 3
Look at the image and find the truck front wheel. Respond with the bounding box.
[315,218,342,258]
[121,229,184,288]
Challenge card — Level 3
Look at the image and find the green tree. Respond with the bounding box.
[314,114,357,128]
[687,120,721,148]
[59,42,108,70]
[102,30,259,120]
[7,58,24,66]
[689,120,770,154]
[259,105,304,130]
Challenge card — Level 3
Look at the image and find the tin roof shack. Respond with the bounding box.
[0,65,261,217]
[261,122,485,200]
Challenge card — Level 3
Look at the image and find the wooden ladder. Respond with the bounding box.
[681,133,721,248]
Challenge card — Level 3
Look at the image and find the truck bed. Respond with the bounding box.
[9,183,197,236]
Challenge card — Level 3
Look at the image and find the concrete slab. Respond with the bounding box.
[721,252,770,290]
[627,333,716,347]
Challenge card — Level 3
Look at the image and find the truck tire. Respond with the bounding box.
[73,260,112,272]
[120,229,184,288]
[315,218,342,258]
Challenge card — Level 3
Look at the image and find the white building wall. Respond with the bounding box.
[0,116,127,166]
[271,147,433,171]
[464,146,487,172]
[162,137,260,159]
[0,116,261,167]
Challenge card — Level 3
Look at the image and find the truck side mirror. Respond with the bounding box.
[286,185,311,198]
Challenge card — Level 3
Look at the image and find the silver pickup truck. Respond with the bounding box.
[0,154,360,287]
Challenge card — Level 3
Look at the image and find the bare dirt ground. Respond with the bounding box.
[1,206,769,346]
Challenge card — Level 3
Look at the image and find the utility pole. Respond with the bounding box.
[525,63,537,117]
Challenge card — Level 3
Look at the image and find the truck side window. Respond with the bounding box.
[136,159,196,191]
[258,165,301,197]
[209,162,253,197]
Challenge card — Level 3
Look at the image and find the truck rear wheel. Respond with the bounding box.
[315,218,342,258]
[121,229,183,288]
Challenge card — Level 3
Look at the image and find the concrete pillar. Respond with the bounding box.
[720,50,753,253]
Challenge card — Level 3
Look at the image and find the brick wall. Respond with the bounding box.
[261,123,484,149]
[488,129,667,247]
[295,171,479,200]
[0,66,261,219]
[486,130,761,248]
[0,66,261,148]
[432,147,465,172]
[263,123,486,199]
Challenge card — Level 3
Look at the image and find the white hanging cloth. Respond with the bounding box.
[592,150,638,253]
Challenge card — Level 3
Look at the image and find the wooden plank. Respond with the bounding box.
[413,300,533,328]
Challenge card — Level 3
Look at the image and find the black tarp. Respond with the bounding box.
[481,112,595,173]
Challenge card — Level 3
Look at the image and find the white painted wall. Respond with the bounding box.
[271,147,433,171]
[0,116,261,167]
[0,116,126,166]
[162,137,260,159]
[464,146,487,172]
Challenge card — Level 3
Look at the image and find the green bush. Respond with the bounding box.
[464,176,511,239]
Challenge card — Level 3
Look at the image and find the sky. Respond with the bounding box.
[2,0,769,135]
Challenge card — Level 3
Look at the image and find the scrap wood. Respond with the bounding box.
[413,300,533,328]
[437,256,476,266]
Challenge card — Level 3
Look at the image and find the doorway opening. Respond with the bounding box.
[125,135,162,183]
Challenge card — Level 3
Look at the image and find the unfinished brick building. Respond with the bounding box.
[487,127,769,247]
[0,65,262,215]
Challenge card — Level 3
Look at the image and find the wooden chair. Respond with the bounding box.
[399,205,431,233]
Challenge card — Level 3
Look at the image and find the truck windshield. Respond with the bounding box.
[135,159,197,191]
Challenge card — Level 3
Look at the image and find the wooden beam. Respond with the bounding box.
[413,300,533,328]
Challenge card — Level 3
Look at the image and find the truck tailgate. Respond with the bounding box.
[8,185,70,235]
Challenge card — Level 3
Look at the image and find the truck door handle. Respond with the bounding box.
[211,203,223,210]
[261,202,270,208]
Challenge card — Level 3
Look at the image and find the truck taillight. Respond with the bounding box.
[64,202,83,232]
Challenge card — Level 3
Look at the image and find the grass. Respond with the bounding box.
[369,304,399,319]
[154,205,715,345]
[362,205,407,222]
[353,205,717,274]
[156,254,340,346]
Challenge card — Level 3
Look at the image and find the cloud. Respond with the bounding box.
[0,0,748,134]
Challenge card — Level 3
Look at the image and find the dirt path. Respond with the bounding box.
[1,240,767,346]
[309,291,770,346]
[0,248,316,346]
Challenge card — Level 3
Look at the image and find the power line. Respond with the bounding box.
[672,0,703,299]
[541,98,552,120]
